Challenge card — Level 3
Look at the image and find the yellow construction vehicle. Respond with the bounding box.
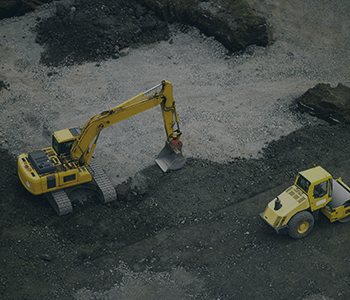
[260,165,350,239]
[18,80,185,215]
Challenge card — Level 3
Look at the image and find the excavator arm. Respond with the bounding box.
[70,80,184,170]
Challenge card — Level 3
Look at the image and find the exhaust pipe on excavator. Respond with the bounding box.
[155,140,185,172]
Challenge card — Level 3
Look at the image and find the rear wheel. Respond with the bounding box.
[288,211,314,239]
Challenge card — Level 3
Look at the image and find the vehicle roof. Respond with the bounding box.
[53,128,76,143]
[298,166,332,183]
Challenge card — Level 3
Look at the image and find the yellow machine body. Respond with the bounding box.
[262,185,311,230]
[262,166,332,228]
[18,80,185,197]
[259,166,350,238]
[18,147,92,195]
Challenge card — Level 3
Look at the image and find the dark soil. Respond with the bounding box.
[2,121,350,299]
[35,0,170,66]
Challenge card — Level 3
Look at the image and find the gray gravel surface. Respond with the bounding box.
[2,0,349,187]
[1,1,350,299]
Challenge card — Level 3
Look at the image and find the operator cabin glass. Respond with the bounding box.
[52,135,59,154]
[296,175,310,193]
[313,181,328,198]
[52,136,74,156]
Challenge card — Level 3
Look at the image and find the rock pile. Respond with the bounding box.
[297,83,350,124]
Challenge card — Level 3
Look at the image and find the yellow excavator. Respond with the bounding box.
[18,80,185,215]
[260,165,350,239]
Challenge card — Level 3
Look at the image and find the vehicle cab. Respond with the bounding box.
[52,127,80,157]
[295,166,333,211]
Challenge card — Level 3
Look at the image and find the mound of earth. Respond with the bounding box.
[33,0,267,66]
[0,0,53,20]
[35,0,170,66]
[138,0,268,52]
[297,83,350,124]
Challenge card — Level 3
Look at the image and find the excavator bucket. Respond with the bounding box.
[155,142,185,172]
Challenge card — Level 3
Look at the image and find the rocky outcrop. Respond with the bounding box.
[138,0,268,52]
[297,83,350,124]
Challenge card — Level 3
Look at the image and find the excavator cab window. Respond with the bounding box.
[296,175,310,193]
[52,136,74,156]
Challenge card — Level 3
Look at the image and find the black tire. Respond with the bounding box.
[288,211,314,239]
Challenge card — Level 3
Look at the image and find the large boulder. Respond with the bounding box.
[297,83,350,124]
[138,0,268,52]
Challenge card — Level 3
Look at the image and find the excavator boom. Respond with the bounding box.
[70,80,183,169]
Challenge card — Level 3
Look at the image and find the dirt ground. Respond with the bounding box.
[1,0,350,299]
[4,123,350,300]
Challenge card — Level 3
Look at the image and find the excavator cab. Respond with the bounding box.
[52,128,80,156]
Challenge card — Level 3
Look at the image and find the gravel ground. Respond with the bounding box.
[1,0,350,299]
[2,0,349,186]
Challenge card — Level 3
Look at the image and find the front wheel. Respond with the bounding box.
[288,211,314,239]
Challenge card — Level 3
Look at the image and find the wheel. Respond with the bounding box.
[288,211,314,239]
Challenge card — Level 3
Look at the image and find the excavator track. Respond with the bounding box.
[44,160,116,216]
[88,160,117,203]
[45,189,73,216]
